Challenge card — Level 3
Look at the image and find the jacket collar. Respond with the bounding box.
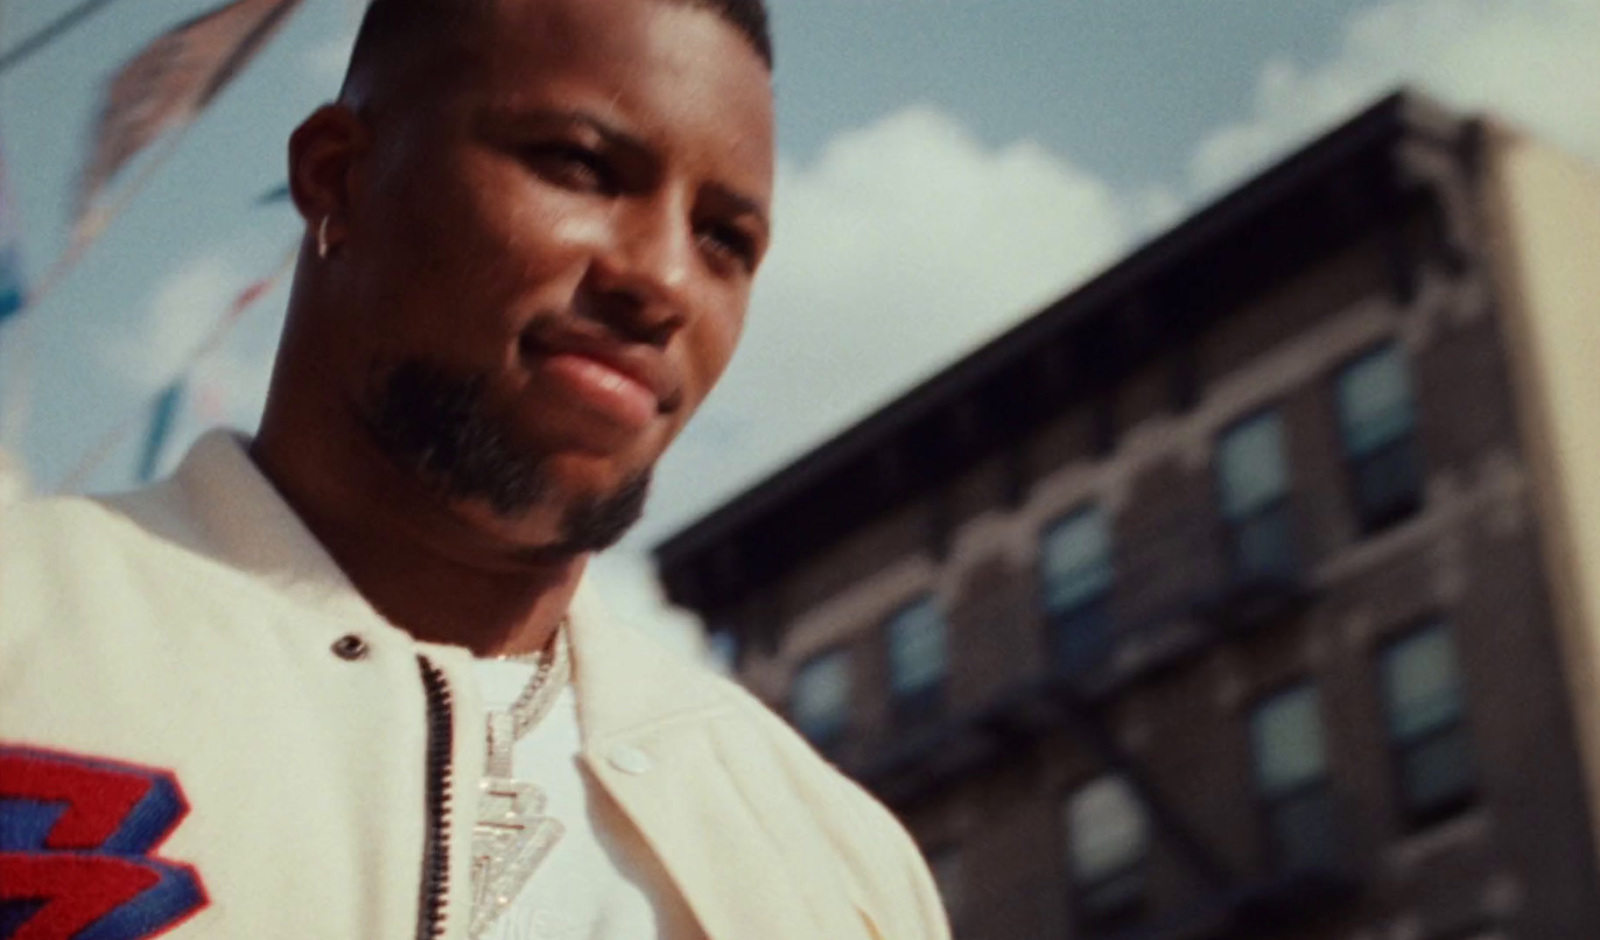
[564,581,730,746]
[109,429,388,628]
[137,429,727,742]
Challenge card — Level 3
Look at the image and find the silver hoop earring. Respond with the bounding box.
[317,216,332,260]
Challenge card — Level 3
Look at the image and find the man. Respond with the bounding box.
[0,0,951,937]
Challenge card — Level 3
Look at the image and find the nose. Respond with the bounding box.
[584,196,694,347]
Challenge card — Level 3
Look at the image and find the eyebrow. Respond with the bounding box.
[480,105,771,236]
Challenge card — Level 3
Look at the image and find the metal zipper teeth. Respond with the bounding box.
[417,656,455,940]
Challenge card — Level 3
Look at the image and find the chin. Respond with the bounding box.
[443,460,654,561]
[362,358,653,553]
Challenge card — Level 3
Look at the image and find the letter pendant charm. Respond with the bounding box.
[469,712,564,939]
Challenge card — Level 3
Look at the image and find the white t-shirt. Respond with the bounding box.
[473,660,703,940]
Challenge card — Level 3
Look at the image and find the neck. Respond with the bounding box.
[251,417,583,659]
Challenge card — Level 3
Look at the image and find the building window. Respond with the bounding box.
[1216,410,1296,582]
[1250,684,1341,872]
[706,629,739,674]
[1381,623,1476,826]
[886,596,948,727]
[929,845,965,925]
[792,649,851,748]
[1337,344,1424,532]
[1040,506,1114,680]
[1064,776,1149,923]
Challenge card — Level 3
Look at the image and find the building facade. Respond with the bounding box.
[655,90,1600,940]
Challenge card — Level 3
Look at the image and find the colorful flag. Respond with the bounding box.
[57,240,297,493]
[138,381,185,484]
[132,251,291,481]
[76,0,307,233]
[254,181,291,205]
[0,141,25,323]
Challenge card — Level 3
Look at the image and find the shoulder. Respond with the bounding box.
[2,479,204,581]
[0,481,264,648]
[2,493,151,576]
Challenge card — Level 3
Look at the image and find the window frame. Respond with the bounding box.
[1061,774,1151,927]
[1378,620,1478,830]
[1213,406,1298,583]
[706,626,741,675]
[1334,342,1426,533]
[1038,504,1116,682]
[884,594,949,729]
[926,842,966,927]
[1247,680,1341,873]
[790,646,853,750]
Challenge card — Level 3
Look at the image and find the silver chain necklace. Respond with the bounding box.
[485,628,573,775]
[471,623,572,939]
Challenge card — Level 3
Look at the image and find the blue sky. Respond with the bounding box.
[1,0,1596,652]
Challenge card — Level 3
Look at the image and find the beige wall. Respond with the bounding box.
[1485,128,1600,854]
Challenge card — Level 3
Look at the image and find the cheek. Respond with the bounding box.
[682,298,747,407]
[360,164,595,353]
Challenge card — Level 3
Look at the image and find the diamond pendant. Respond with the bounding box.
[469,776,565,939]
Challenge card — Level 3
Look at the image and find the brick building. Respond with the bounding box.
[654,90,1600,940]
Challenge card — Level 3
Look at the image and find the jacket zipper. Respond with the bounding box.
[417,656,456,940]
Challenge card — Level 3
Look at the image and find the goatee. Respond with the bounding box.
[363,359,651,554]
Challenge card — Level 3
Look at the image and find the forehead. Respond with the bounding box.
[453,0,775,198]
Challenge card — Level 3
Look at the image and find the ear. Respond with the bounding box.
[287,104,369,241]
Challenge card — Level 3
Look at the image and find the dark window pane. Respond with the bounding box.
[1401,725,1475,818]
[930,847,964,921]
[1270,785,1342,872]
[1050,597,1115,681]
[1352,435,1423,529]
[1340,346,1424,532]
[887,597,947,697]
[1041,507,1116,682]
[1042,507,1112,613]
[1337,345,1415,456]
[707,630,739,673]
[1251,685,1327,796]
[1382,625,1475,823]
[793,650,851,745]
[1079,865,1145,919]
[1383,627,1465,741]
[892,682,945,729]
[1218,412,1289,519]
[1231,500,1297,581]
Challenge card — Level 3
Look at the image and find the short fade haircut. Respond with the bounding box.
[341,0,772,99]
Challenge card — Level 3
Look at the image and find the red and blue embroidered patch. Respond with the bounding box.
[0,747,206,939]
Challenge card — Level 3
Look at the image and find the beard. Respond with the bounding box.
[362,359,651,555]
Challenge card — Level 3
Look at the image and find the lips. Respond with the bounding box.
[518,323,683,432]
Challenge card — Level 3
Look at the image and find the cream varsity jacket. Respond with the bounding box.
[0,431,950,940]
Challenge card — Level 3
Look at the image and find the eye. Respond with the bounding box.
[523,142,616,194]
[697,221,760,275]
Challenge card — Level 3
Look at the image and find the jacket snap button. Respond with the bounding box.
[331,634,369,661]
[608,746,651,775]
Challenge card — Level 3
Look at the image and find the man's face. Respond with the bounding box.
[329,0,774,552]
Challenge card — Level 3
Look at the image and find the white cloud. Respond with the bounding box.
[644,104,1131,542]
[629,0,1600,646]
[611,104,1133,648]
[1190,0,1600,194]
